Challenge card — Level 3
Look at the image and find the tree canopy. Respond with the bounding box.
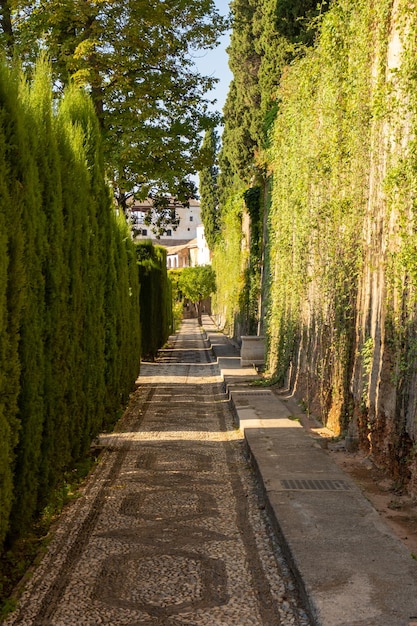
[2,0,227,206]
[220,0,324,186]
[178,265,216,324]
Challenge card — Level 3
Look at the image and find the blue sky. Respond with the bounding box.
[191,0,232,189]
[192,0,233,116]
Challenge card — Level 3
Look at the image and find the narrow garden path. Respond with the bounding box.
[4,319,310,626]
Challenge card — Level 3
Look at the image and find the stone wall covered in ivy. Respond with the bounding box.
[267,0,417,492]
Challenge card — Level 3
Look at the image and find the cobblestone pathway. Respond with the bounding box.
[5,319,311,626]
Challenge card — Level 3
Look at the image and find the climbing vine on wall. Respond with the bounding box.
[266,0,417,491]
[213,0,322,338]
[211,190,246,335]
[267,0,386,426]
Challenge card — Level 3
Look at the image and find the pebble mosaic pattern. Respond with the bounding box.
[4,320,311,626]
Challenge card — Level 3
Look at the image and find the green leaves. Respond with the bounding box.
[216,0,322,337]
[9,0,227,200]
[198,128,220,250]
[136,242,172,359]
[0,57,142,551]
[178,265,216,304]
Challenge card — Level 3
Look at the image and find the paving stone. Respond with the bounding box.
[4,319,310,626]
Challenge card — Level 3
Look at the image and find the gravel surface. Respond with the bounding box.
[4,319,311,626]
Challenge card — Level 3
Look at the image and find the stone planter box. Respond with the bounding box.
[240,336,266,367]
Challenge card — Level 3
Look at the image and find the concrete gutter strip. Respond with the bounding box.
[202,316,417,626]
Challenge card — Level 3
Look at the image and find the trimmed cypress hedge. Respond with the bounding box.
[0,59,141,551]
[136,241,173,360]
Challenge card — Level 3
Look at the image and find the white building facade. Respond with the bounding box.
[130,197,211,268]
[130,198,200,242]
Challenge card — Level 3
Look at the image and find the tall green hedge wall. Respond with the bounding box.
[136,241,173,359]
[0,59,141,550]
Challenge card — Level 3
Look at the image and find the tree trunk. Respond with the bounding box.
[0,0,14,52]
[196,301,202,326]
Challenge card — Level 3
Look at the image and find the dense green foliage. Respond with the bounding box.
[267,0,374,399]
[168,269,184,330]
[136,241,172,359]
[178,265,216,325]
[1,0,227,207]
[221,0,324,182]
[198,128,220,250]
[213,0,319,337]
[211,190,245,334]
[212,0,262,337]
[0,59,141,552]
[215,0,417,487]
[265,0,417,484]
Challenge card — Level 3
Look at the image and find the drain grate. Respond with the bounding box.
[280,478,352,491]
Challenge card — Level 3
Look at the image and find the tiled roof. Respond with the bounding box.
[165,239,198,255]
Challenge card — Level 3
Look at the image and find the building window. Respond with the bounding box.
[131,212,145,224]
[190,216,193,222]
[140,228,147,236]
[166,229,172,236]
